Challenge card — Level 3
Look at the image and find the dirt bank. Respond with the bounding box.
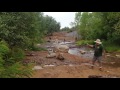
[24,31,120,78]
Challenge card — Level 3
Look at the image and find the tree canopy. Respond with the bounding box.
[0,12,61,78]
[74,12,120,45]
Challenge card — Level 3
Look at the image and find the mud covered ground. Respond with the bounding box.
[24,31,120,78]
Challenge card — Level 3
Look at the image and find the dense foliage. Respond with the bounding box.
[75,12,120,45]
[0,12,60,78]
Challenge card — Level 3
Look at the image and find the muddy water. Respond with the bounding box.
[39,41,120,63]
[59,41,94,59]
[68,47,94,59]
[62,42,120,67]
[68,45,120,68]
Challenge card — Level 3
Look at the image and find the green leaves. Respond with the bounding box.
[0,41,32,78]
[41,15,60,35]
[75,12,120,45]
[0,41,10,56]
[0,12,61,78]
[0,62,33,78]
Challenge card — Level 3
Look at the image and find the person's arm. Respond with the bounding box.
[87,43,94,48]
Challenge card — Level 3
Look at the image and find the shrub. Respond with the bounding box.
[0,62,33,78]
[76,40,94,46]
[10,48,25,62]
[103,41,120,52]
[0,43,10,56]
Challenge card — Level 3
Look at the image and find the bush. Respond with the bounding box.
[67,30,73,33]
[10,48,25,62]
[0,40,9,46]
[0,46,33,78]
[0,57,5,73]
[0,43,10,56]
[76,40,94,46]
[103,41,120,52]
[0,62,33,78]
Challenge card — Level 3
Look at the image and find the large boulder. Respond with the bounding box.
[53,39,69,53]
[53,44,69,53]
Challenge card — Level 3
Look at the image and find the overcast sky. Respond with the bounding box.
[43,12,76,29]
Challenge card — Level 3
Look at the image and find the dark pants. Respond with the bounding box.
[92,56,102,67]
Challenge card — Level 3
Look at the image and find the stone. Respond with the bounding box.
[46,53,56,58]
[80,50,86,54]
[56,53,64,60]
[116,55,120,58]
[32,66,43,70]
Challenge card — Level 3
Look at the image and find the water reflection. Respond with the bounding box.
[68,47,94,59]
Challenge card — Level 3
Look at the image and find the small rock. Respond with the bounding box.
[89,50,93,53]
[80,50,86,54]
[32,66,43,70]
[116,55,120,58]
[46,53,56,58]
[106,71,110,73]
[69,64,74,67]
[43,64,55,67]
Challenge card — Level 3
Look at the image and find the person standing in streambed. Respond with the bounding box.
[87,39,106,71]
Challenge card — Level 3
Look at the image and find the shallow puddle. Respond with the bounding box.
[68,47,94,59]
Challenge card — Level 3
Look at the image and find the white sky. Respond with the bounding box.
[43,12,76,29]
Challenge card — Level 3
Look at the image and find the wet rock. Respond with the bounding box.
[80,50,86,54]
[54,42,69,53]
